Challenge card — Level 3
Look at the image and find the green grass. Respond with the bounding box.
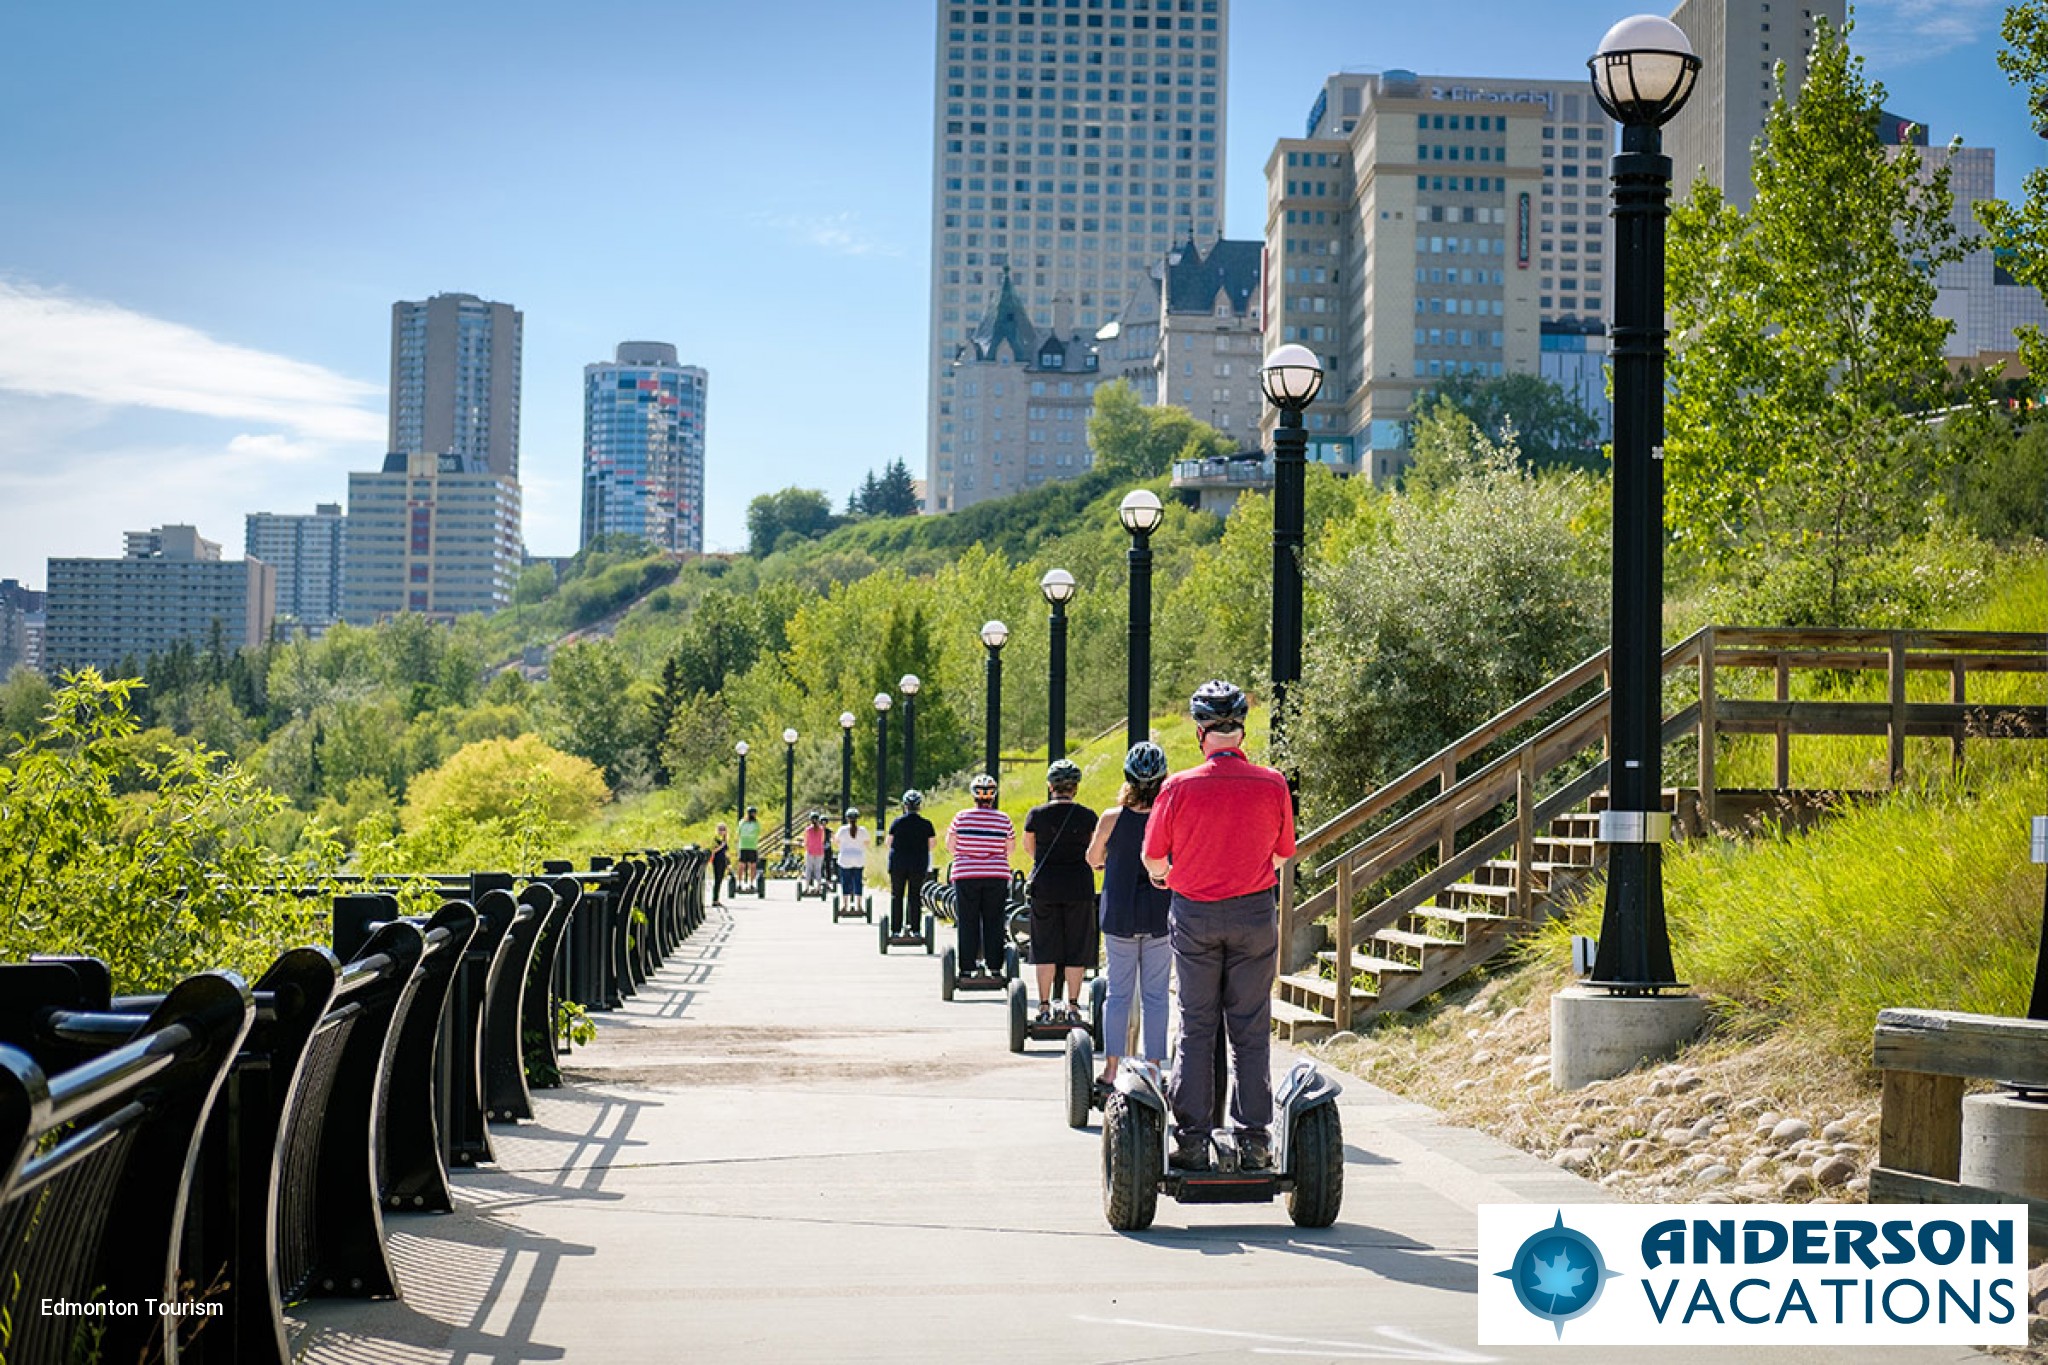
[1538,760,2047,1061]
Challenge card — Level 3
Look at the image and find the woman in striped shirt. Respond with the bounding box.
[944,773,1016,978]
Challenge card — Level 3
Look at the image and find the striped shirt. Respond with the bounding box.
[946,805,1015,881]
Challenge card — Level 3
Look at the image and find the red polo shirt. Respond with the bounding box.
[1141,749,1296,902]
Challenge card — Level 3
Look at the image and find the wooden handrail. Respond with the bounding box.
[1278,626,2045,988]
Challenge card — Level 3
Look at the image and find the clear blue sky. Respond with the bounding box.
[0,0,2035,578]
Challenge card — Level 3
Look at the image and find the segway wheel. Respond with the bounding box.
[757,875,767,900]
[922,913,935,956]
[1003,945,1020,980]
[878,916,890,955]
[1101,1092,1161,1231]
[1088,975,1107,1048]
[864,893,873,925]
[1286,1101,1345,1228]
[1064,1029,1094,1130]
[1006,978,1028,1054]
[940,947,958,1002]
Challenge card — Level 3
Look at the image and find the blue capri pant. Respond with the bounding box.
[1103,931,1171,1061]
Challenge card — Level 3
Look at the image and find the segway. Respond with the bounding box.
[831,876,874,923]
[1064,989,1147,1129]
[879,878,936,955]
[939,941,1020,1001]
[1100,1057,1344,1231]
[1008,972,1105,1054]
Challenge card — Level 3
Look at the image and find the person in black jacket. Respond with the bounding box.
[1022,759,1099,1024]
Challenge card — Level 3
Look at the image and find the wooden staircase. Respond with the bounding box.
[1269,625,2047,1041]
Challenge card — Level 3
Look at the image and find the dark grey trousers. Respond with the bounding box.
[1166,888,1277,1141]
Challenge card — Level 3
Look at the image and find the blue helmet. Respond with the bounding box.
[1189,679,1249,731]
[1123,741,1168,784]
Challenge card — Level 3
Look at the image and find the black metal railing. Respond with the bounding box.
[0,844,706,1365]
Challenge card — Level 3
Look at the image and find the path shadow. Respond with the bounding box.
[1124,1218,1480,1292]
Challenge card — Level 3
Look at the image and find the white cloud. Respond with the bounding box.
[754,212,901,258]
[1854,0,2005,68]
[0,278,384,444]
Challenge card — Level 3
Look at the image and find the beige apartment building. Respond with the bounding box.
[342,452,521,623]
[45,525,276,673]
[1262,71,1608,482]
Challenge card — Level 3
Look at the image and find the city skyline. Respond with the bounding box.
[0,0,2037,585]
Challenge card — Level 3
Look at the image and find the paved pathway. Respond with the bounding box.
[292,881,1991,1364]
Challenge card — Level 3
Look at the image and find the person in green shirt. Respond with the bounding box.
[736,806,762,893]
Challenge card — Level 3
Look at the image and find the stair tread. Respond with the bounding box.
[1442,881,1515,897]
[1271,998,1338,1026]
[1375,927,1462,949]
[1414,905,1514,924]
[1316,950,1420,974]
[1278,970,1374,997]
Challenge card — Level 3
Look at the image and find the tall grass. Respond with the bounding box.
[1540,761,2047,1060]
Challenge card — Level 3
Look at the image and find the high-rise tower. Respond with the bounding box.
[389,293,524,479]
[1665,0,1844,208]
[925,0,1229,512]
[580,343,708,555]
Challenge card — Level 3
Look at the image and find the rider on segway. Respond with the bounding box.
[944,774,1014,979]
[1140,680,1296,1173]
[885,790,936,936]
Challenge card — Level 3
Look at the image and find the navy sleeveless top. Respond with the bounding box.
[1099,807,1171,938]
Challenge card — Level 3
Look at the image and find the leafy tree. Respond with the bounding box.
[1086,379,1237,478]
[1416,372,1599,472]
[545,640,646,784]
[0,668,52,753]
[0,671,335,990]
[1980,2,2048,378]
[747,487,839,555]
[1280,446,1608,819]
[514,562,558,604]
[1664,16,1973,624]
[402,733,609,831]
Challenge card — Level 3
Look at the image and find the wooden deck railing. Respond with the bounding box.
[1278,628,2047,1024]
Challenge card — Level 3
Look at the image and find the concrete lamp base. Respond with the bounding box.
[1550,985,1709,1091]
[1959,1092,2048,1201]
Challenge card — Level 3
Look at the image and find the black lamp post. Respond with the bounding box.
[1040,568,1076,762]
[1119,489,1164,750]
[873,692,892,829]
[2032,816,2048,1019]
[1261,343,1325,760]
[734,740,749,819]
[839,711,856,819]
[981,620,1008,789]
[1586,14,1701,993]
[899,673,921,793]
[781,727,798,864]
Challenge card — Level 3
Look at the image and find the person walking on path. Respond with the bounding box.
[710,822,731,908]
[885,789,937,936]
[802,811,829,890]
[736,807,762,894]
[834,808,871,904]
[1085,742,1172,1087]
[1022,759,1098,1023]
[1141,680,1295,1173]
[945,774,1015,977]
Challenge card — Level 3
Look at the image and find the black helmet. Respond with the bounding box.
[745,805,758,817]
[1123,741,1168,784]
[1190,679,1249,731]
[1046,758,1083,789]
[969,773,998,798]
[902,788,923,810]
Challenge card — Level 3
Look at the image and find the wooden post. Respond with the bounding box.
[1950,657,1967,775]
[1516,748,1536,921]
[1774,653,1791,789]
[1888,633,1908,785]
[1438,754,1458,864]
[1696,626,1717,831]
[1333,856,1355,1031]
[1879,1069,1965,1183]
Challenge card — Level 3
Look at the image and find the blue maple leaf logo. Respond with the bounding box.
[1527,1248,1588,1310]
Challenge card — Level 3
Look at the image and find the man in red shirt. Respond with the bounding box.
[1142,679,1296,1171]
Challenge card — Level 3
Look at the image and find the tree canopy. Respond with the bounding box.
[1086,379,1238,478]
[1663,16,1972,624]
[1415,372,1599,473]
